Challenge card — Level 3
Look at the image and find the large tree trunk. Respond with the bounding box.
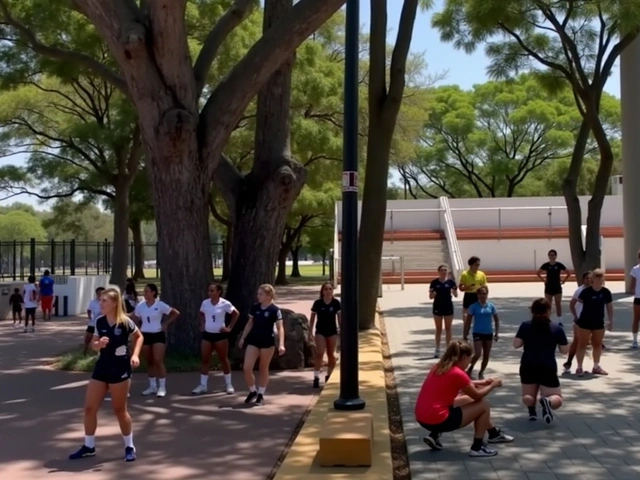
[291,244,302,277]
[222,226,232,282]
[224,0,305,328]
[276,246,289,285]
[358,0,419,330]
[110,178,131,288]
[130,217,145,280]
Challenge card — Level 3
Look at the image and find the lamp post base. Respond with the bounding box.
[333,397,367,411]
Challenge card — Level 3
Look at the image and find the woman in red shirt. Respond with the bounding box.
[415,340,514,457]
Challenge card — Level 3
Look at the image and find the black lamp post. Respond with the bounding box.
[334,0,366,412]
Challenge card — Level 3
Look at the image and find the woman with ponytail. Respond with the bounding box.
[414,340,513,458]
[514,298,569,424]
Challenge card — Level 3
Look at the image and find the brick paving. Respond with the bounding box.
[382,281,640,480]
[0,287,319,480]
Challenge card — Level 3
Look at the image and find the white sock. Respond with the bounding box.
[314,371,320,379]
[158,378,166,388]
[634,333,638,342]
[123,433,134,448]
[223,373,232,385]
[249,385,256,392]
[148,377,157,388]
[593,362,600,368]
[85,435,95,448]
[200,374,209,387]
[258,386,266,395]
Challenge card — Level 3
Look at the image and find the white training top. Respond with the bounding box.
[572,285,586,318]
[630,264,640,298]
[135,299,172,333]
[23,284,38,308]
[86,299,102,327]
[200,298,234,333]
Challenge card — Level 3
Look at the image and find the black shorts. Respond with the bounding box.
[433,303,454,317]
[246,335,275,350]
[12,307,22,314]
[25,307,36,317]
[86,325,95,334]
[576,317,605,331]
[519,364,560,388]
[315,324,338,338]
[462,292,478,309]
[142,331,166,346]
[634,298,640,306]
[91,358,131,384]
[202,331,228,344]
[473,333,493,342]
[418,406,463,434]
[545,285,562,296]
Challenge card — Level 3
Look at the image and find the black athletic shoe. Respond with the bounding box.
[540,397,553,424]
[69,445,96,460]
[313,377,320,389]
[244,391,258,404]
[124,446,136,462]
[422,434,443,451]
[255,393,265,406]
[528,410,537,422]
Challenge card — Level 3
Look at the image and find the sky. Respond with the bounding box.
[0,1,623,209]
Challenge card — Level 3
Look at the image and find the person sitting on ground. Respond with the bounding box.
[414,340,514,458]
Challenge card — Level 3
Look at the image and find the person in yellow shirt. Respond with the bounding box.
[459,256,488,317]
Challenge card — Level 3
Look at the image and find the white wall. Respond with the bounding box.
[53,275,112,316]
[335,196,624,232]
[458,238,624,271]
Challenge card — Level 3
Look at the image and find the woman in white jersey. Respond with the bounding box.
[22,275,39,333]
[84,287,105,356]
[192,283,240,395]
[563,271,592,373]
[130,283,180,397]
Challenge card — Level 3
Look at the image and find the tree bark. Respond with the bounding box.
[130,217,145,280]
[109,178,131,288]
[358,0,419,330]
[222,226,232,282]
[222,0,306,326]
[291,244,302,277]
[276,245,290,285]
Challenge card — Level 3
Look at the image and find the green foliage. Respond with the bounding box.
[0,209,47,241]
[42,199,112,241]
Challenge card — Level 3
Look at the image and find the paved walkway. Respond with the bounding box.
[0,291,318,480]
[382,281,640,480]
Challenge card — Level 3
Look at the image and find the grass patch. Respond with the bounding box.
[54,348,218,373]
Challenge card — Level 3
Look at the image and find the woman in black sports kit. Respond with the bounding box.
[239,284,286,406]
[429,265,458,358]
[69,287,143,463]
[309,281,341,388]
[537,249,570,327]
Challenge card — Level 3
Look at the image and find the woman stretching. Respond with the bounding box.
[414,340,513,457]
[463,286,499,379]
[130,284,180,397]
[192,283,240,395]
[239,284,286,406]
[563,271,592,373]
[309,281,341,389]
[69,288,143,462]
[429,265,458,358]
[514,298,569,423]
[575,269,613,376]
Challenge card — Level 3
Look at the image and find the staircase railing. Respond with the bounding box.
[439,196,464,282]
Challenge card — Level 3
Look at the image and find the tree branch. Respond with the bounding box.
[208,192,231,227]
[387,0,419,103]
[193,0,256,96]
[0,0,127,92]
[213,153,243,218]
[368,0,388,105]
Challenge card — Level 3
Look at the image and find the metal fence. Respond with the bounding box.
[0,239,225,280]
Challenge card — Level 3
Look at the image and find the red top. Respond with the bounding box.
[414,365,471,424]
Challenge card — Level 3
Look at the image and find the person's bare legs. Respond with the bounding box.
[110,381,133,435]
[325,335,338,379]
[539,386,563,410]
[575,327,592,376]
[258,347,275,391]
[213,340,233,390]
[433,316,443,354]
[141,345,156,394]
[243,346,260,390]
[591,329,607,375]
[313,334,327,382]
[521,384,539,408]
[83,332,93,356]
[467,340,482,376]
[443,315,453,347]
[83,379,108,439]
[564,323,578,370]
[479,340,492,377]
[152,343,167,393]
[554,294,563,317]
[633,304,640,347]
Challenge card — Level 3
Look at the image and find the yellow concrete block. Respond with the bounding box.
[318,412,373,467]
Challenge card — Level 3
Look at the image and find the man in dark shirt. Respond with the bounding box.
[537,249,571,327]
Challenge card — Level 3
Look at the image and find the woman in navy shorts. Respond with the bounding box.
[429,265,458,358]
[309,281,341,389]
[69,287,143,463]
[239,284,286,406]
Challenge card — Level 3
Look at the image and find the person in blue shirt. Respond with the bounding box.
[429,264,458,358]
[514,298,568,424]
[463,286,499,379]
[38,270,55,321]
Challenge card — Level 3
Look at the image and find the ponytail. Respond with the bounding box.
[435,340,473,375]
[530,298,551,332]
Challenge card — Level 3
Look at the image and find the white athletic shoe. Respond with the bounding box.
[156,387,167,398]
[142,386,158,396]
[192,384,208,395]
[632,341,638,349]
[225,384,235,395]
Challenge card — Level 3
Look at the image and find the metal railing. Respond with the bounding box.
[439,197,464,282]
[330,255,405,298]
